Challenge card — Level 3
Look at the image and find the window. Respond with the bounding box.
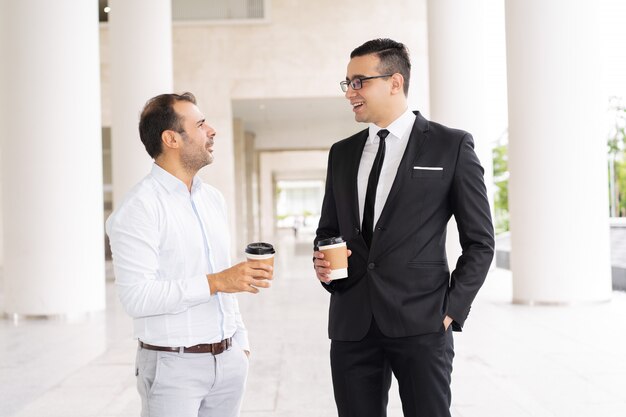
[99,0,267,23]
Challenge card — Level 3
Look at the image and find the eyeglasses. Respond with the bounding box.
[340,74,393,92]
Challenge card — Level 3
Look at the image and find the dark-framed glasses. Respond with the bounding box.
[340,74,393,92]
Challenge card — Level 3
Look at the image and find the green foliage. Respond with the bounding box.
[492,133,509,234]
[608,97,626,217]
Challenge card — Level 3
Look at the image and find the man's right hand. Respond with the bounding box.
[207,261,273,294]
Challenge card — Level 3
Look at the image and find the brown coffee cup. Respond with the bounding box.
[318,237,348,280]
[245,242,275,267]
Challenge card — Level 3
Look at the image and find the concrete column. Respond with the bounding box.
[0,142,3,276]
[505,0,612,303]
[2,0,104,315]
[245,132,259,243]
[0,135,3,278]
[233,118,247,251]
[109,0,173,208]
[427,0,506,268]
[0,0,6,274]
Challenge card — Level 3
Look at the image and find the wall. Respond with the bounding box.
[98,0,429,250]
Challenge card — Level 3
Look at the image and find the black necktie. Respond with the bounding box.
[362,129,389,248]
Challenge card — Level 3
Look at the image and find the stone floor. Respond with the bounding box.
[1,231,626,417]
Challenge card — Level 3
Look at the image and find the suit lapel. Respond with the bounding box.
[376,112,430,227]
[346,130,368,225]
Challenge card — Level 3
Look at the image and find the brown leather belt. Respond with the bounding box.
[139,338,232,355]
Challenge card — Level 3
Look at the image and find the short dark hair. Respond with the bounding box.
[351,39,411,96]
[138,92,197,159]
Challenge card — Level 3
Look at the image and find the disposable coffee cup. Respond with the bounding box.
[245,242,275,267]
[318,237,348,280]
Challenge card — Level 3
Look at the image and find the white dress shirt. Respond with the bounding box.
[358,108,416,229]
[106,164,249,350]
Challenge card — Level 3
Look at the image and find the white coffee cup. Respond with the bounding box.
[318,237,348,280]
[245,242,275,267]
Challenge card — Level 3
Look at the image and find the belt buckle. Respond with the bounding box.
[213,338,231,355]
[213,340,225,355]
[179,339,231,355]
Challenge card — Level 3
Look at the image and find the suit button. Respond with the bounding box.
[368,263,375,270]
[354,227,360,234]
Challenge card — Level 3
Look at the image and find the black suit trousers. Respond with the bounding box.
[330,318,454,417]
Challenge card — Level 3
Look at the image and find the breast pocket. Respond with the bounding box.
[411,166,444,179]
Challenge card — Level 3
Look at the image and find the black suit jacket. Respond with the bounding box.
[315,112,494,341]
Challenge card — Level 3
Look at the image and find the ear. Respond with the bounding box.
[161,130,180,150]
[390,73,405,96]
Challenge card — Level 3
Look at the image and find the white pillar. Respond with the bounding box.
[0,0,7,273]
[109,0,173,208]
[505,0,612,303]
[245,132,259,243]
[2,0,104,315]
[0,142,3,275]
[233,118,247,251]
[427,0,506,268]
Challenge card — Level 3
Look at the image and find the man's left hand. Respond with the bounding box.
[443,315,454,330]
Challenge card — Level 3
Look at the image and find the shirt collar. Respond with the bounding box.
[368,108,416,142]
[151,163,201,195]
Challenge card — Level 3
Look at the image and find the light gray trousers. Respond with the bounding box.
[135,341,249,417]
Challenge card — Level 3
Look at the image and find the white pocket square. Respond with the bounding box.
[413,166,443,171]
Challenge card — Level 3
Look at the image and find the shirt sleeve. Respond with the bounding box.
[212,188,250,350]
[106,197,212,318]
[230,296,250,351]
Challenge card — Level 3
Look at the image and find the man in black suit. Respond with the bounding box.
[313,38,494,417]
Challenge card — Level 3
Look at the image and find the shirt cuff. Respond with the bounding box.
[185,274,212,304]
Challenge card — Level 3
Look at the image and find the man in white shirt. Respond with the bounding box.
[106,92,273,417]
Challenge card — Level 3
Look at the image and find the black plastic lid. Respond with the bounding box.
[245,242,275,255]
[318,236,345,247]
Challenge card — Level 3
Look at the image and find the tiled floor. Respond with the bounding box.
[2,232,626,417]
